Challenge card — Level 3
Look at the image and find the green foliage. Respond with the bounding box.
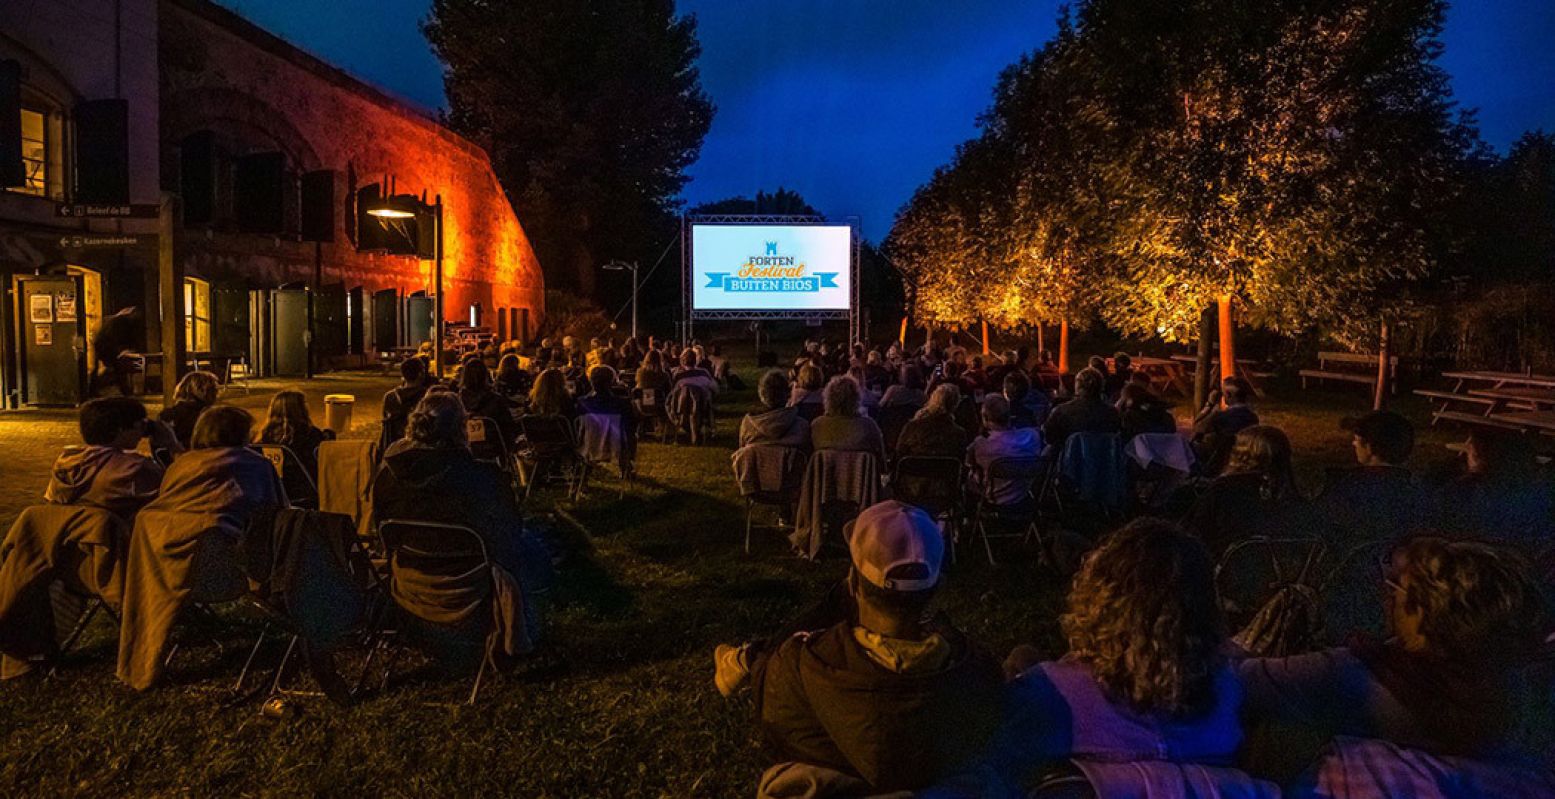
[425,0,715,297]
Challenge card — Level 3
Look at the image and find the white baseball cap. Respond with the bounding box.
[849,500,944,592]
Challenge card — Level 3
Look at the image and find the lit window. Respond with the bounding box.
[183,277,212,353]
[12,107,46,196]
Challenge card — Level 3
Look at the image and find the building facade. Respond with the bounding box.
[1,0,544,406]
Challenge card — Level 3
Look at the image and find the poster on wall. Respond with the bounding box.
[56,292,78,323]
[29,294,53,324]
[34,325,52,346]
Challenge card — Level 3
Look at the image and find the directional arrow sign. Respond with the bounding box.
[58,234,154,249]
[55,203,160,219]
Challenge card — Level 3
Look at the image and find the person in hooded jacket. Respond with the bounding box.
[457,358,519,445]
[740,370,811,449]
[372,392,552,632]
[967,395,1043,505]
[713,500,1003,795]
[45,396,181,517]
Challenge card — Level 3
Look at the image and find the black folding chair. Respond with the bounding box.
[970,456,1046,565]
[516,414,581,501]
[731,443,805,553]
[875,404,919,460]
[631,387,672,444]
[255,444,319,509]
[891,455,964,563]
[574,413,635,499]
[373,519,496,705]
[1215,536,1328,629]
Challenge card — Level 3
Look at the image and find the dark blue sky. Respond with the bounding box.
[223,0,1554,240]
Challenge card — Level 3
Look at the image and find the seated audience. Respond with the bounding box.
[715,500,1003,795]
[1002,370,1048,429]
[1186,425,1319,559]
[996,519,1245,790]
[577,365,639,443]
[158,370,220,449]
[635,349,673,401]
[45,396,180,517]
[879,364,928,408]
[810,377,886,465]
[1042,367,1121,451]
[1314,410,1429,548]
[146,405,285,523]
[1105,352,1133,398]
[788,363,826,412]
[1115,382,1177,441]
[966,395,1044,505]
[255,390,335,481]
[1437,427,1555,548]
[494,353,533,403]
[896,384,971,460]
[740,370,811,449]
[373,393,552,643]
[528,367,577,420]
[382,357,433,448]
[672,349,718,394]
[458,358,518,444]
[1192,377,1259,475]
[1239,537,1551,784]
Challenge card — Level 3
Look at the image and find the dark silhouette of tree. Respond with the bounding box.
[425,0,714,297]
[689,188,819,216]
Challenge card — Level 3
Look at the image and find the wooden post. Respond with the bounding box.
[1373,319,1391,411]
[923,325,932,353]
[158,193,185,407]
[1194,306,1214,411]
[981,320,990,355]
[1218,294,1236,387]
[898,316,907,345]
[1058,320,1071,374]
[1036,322,1045,356]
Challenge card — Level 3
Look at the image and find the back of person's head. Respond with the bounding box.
[1003,370,1031,403]
[823,375,861,417]
[1113,352,1132,370]
[79,396,147,446]
[1389,537,1545,668]
[758,369,790,410]
[901,363,925,391]
[401,356,428,385]
[916,383,960,421]
[1074,367,1105,398]
[406,391,468,450]
[460,358,493,393]
[174,370,221,406]
[1062,518,1224,718]
[497,353,522,378]
[262,390,312,445]
[1346,409,1414,465]
[1225,425,1298,499]
[529,367,568,416]
[190,405,254,449]
[1088,355,1108,374]
[644,349,663,371]
[680,348,697,369]
[848,501,944,631]
[981,393,1012,429]
[1465,427,1538,481]
[797,363,824,391]
[1222,377,1252,406]
[1116,382,1156,412]
[588,364,617,396]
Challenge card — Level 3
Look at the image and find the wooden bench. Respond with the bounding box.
[1445,441,1553,466]
[1430,410,1530,431]
[1299,352,1396,393]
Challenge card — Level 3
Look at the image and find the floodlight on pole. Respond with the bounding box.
[364,191,446,378]
[602,259,640,340]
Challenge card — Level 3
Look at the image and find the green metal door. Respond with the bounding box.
[15,274,85,406]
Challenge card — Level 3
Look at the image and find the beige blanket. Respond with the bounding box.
[0,505,128,678]
[318,438,380,540]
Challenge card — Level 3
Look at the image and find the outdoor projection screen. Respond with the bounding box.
[689,223,854,313]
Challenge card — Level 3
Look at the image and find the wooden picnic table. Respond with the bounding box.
[1468,387,1555,407]
[1440,370,1555,390]
[1487,410,1555,434]
[1165,354,1268,397]
[1113,356,1192,397]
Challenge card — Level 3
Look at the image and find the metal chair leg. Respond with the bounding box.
[234,622,271,692]
[56,599,102,656]
[468,650,491,705]
[744,500,754,554]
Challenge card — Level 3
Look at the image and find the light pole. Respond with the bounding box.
[603,260,639,340]
[367,192,445,378]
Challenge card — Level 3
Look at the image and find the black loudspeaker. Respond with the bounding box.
[414,204,438,259]
[355,183,388,251]
[235,151,285,233]
[180,131,216,225]
[300,169,335,242]
[0,60,23,189]
[75,99,130,204]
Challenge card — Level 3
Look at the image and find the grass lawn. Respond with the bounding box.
[0,367,1463,797]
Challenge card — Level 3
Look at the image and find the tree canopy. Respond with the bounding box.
[887,0,1476,347]
[425,0,714,297]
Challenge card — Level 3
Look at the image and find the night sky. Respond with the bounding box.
[222,0,1555,240]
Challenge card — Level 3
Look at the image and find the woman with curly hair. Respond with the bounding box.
[994,518,1245,788]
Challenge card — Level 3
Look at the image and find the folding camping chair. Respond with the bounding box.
[1215,536,1327,630]
[792,450,881,560]
[373,519,497,705]
[731,443,805,553]
[970,456,1046,565]
[1042,432,1129,526]
[891,455,964,563]
[516,414,581,501]
[632,387,672,443]
[256,444,319,509]
[575,413,635,499]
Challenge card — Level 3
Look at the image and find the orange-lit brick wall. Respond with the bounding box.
[158,0,543,334]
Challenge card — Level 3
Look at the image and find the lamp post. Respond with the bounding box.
[603,260,639,340]
[367,193,445,378]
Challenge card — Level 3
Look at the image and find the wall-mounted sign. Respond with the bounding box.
[55,203,160,219]
[34,325,53,346]
[58,234,153,249]
[28,294,53,323]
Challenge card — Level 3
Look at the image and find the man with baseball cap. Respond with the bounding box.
[714,500,1003,795]
[1315,410,1431,548]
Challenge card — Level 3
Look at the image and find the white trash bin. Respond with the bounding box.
[323,394,356,434]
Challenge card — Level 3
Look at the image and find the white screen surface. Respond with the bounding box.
[691,224,852,311]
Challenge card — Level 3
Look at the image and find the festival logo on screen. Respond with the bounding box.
[704,240,839,294]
